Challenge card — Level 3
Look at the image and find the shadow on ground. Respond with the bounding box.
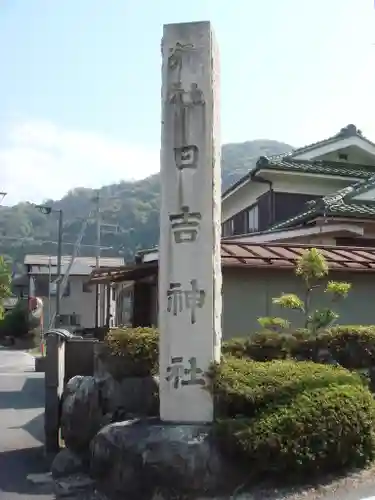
[0,376,45,410]
[0,446,52,496]
[9,411,45,444]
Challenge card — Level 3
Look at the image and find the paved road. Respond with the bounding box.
[0,349,53,499]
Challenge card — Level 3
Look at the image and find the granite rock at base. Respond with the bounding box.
[54,473,107,500]
[106,375,159,419]
[90,419,237,500]
[51,448,87,479]
[61,375,111,454]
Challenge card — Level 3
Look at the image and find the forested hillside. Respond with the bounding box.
[0,139,292,268]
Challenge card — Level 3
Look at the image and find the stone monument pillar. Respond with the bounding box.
[159,21,222,423]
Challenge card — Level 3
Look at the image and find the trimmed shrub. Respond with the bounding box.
[101,324,375,376]
[222,331,297,361]
[322,326,375,370]
[103,327,159,377]
[215,383,375,480]
[212,356,363,418]
[0,300,34,340]
[222,326,375,371]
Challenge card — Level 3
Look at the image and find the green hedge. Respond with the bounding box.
[213,357,375,481]
[215,383,375,480]
[104,325,375,376]
[106,326,375,481]
[212,356,363,418]
[223,326,375,370]
[104,327,159,377]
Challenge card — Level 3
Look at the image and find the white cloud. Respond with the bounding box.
[0,120,160,206]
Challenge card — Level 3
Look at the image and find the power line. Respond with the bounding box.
[48,208,95,329]
[0,236,113,250]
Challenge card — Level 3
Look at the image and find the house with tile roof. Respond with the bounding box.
[222,124,375,246]
[86,125,375,336]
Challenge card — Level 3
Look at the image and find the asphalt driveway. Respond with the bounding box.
[0,349,53,499]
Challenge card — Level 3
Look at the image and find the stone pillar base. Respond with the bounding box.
[90,418,237,500]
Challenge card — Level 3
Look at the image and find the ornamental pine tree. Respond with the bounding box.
[258,248,351,334]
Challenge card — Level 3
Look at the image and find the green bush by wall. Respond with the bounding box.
[105,326,375,482]
[223,325,375,370]
[212,356,375,481]
[105,324,375,375]
[212,356,363,419]
[104,327,159,377]
[215,382,375,480]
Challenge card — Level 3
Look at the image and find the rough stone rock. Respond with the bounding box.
[27,472,53,485]
[51,448,86,479]
[54,473,103,500]
[90,418,235,500]
[60,371,159,458]
[61,375,109,454]
[105,376,159,420]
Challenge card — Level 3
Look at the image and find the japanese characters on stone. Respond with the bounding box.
[166,356,205,390]
[165,42,207,324]
[169,206,201,244]
[167,41,205,221]
[166,279,206,324]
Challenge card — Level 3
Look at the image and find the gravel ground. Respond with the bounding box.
[228,464,375,500]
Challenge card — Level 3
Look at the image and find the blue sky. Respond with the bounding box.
[0,0,374,205]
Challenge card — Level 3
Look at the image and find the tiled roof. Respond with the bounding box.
[89,242,375,283]
[220,242,375,272]
[269,202,375,231]
[256,156,375,179]
[222,124,375,198]
[288,124,375,157]
[342,175,375,205]
[222,158,374,200]
[270,173,375,231]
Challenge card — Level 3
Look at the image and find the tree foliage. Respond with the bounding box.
[259,248,351,334]
[0,256,11,320]
[0,300,31,339]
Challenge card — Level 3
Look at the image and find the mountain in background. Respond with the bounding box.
[0,139,293,268]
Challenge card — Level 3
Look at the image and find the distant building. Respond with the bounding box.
[24,254,124,330]
[222,124,375,245]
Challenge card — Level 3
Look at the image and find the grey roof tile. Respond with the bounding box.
[256,156,375,179]
[288,124,375,157]
[223,124,375,198]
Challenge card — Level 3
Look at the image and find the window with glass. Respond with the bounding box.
[222,218,234,237]
[247,205,259,233]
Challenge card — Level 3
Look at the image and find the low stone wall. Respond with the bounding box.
[65,338,98,385]
[44,335,99,455]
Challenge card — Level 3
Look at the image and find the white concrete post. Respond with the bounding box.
[159,21,222,423]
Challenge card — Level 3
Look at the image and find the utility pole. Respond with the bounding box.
[94,191,101,328]
[55,209,63,327]
[35,204,63,328]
